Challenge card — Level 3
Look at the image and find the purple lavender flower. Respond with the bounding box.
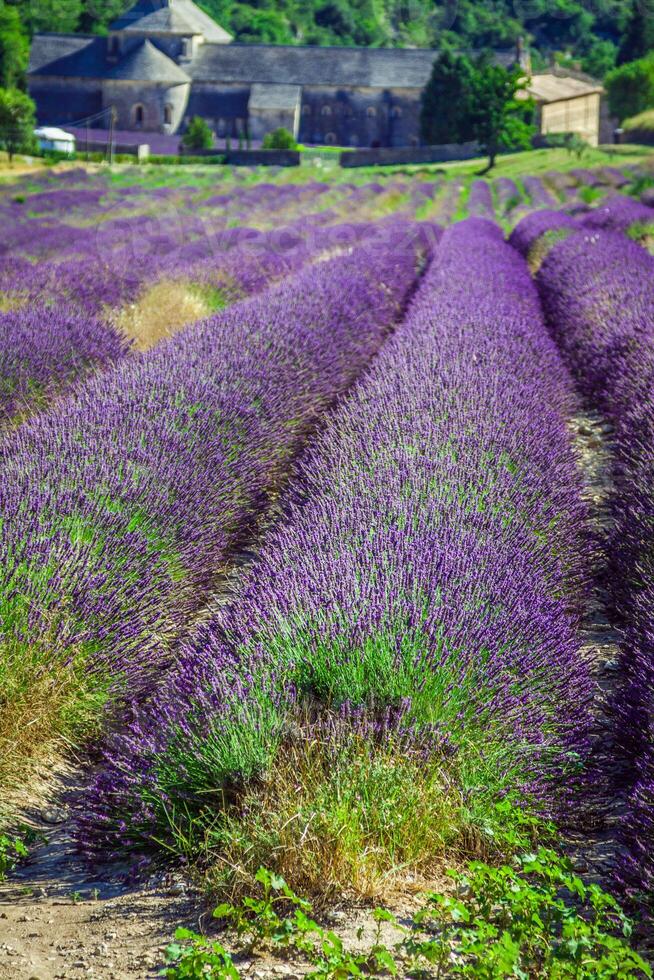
[80,218,593,857]
[532,227,654,907]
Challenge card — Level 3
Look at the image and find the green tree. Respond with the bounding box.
[181,116,214,151]
[420,49,476,145]
[262,126,297,149]
[229,5,294,44]
[469,57,535,172]
[581,38,617,78]
[606,52,654,120]
[617,0,654,66]
[78,0,129,34]
[11,0,82,35]
[0,2,28,89]
[0,87,36,161]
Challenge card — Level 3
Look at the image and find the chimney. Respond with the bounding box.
[516,35,532,77]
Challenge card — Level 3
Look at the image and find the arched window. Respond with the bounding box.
[391,105,402,118]
[133,103,145,127]
[181,37,192,57]
[321,105,332,117]
[349,134,358,146]
[325,131,337,144]
[302,103,311,115]
[366,106,377,118]
[164,104,173,126]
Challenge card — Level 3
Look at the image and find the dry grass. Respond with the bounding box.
[197,731,471,906]
[526,227,575,274]
[112,278,230,351]
[0,291,28,313]
[0,635,108,820]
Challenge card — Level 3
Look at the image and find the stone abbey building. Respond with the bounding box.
[27,0,500,147]
[28,0,602,147]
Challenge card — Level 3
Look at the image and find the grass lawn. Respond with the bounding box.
[1,143,653,192]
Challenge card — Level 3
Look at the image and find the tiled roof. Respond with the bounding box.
[29,26,515,92]
[28,33,103,77]
[527,73,603,103]
[190,43,440,88]
[108,39,191,82]
[110,0,232,44]
[249,83,301,111]
[189,43,514,88]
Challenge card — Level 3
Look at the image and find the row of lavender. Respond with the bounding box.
[510,192,654,261]
[520,224,654,910]
[81,219,594,862]
[0,214,424,425]
[0,231,424,789]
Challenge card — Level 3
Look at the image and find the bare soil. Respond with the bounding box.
[564,408,626,886]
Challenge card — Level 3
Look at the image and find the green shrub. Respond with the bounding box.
[623,108,654,140]
[0,86,36,161]
[181,116,214,152]
[262,127,297,150]
[606,54,654,123]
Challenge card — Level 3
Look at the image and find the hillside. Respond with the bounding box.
[6,0,651,78]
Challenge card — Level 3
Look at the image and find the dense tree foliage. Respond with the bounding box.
[0,85,35,159]
[617,0,654,65]
[421,53,534,169]
[606,51,654,120]
[0,0,650,76]
[420,48,476,145]
[0,2,28,89]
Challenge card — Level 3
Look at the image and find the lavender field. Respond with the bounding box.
[1,159,654,978]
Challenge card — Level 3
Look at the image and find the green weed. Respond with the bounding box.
[0,830,28,879]
[162,857,650,979]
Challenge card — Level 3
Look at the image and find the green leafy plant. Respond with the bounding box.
[163,855,650,980]
[0,831,28,879]
[160,928,240,979]
[213,867,321,952]
[412,848,652,978]
[181,116,214,152]
[262,128,297,150]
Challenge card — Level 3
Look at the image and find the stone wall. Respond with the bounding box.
[340,141,480,167]
[101,79,190,132]
[29,76,102,125]
[185,83,249,137]
[538,93,600,146]
[226,149,300,166]
[298,85,421,147]
[248,106,298,141]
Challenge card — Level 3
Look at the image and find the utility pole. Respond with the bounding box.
[108,106,117,165]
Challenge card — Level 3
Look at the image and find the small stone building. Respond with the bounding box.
[527,73,603,147]
[28,0,603,148]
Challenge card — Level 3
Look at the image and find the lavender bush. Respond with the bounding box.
[0,231,423,782]
[508,209,578,260]
[533,228,654,908]
[81,218,593,858]
[523,176,557,207]
[467,180,494,219]
[0,304,129,425]
[580,194,654,240]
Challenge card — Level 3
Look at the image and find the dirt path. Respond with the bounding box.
[565,409,627,886]
[0,762,204,979]
[0,768,417,980]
